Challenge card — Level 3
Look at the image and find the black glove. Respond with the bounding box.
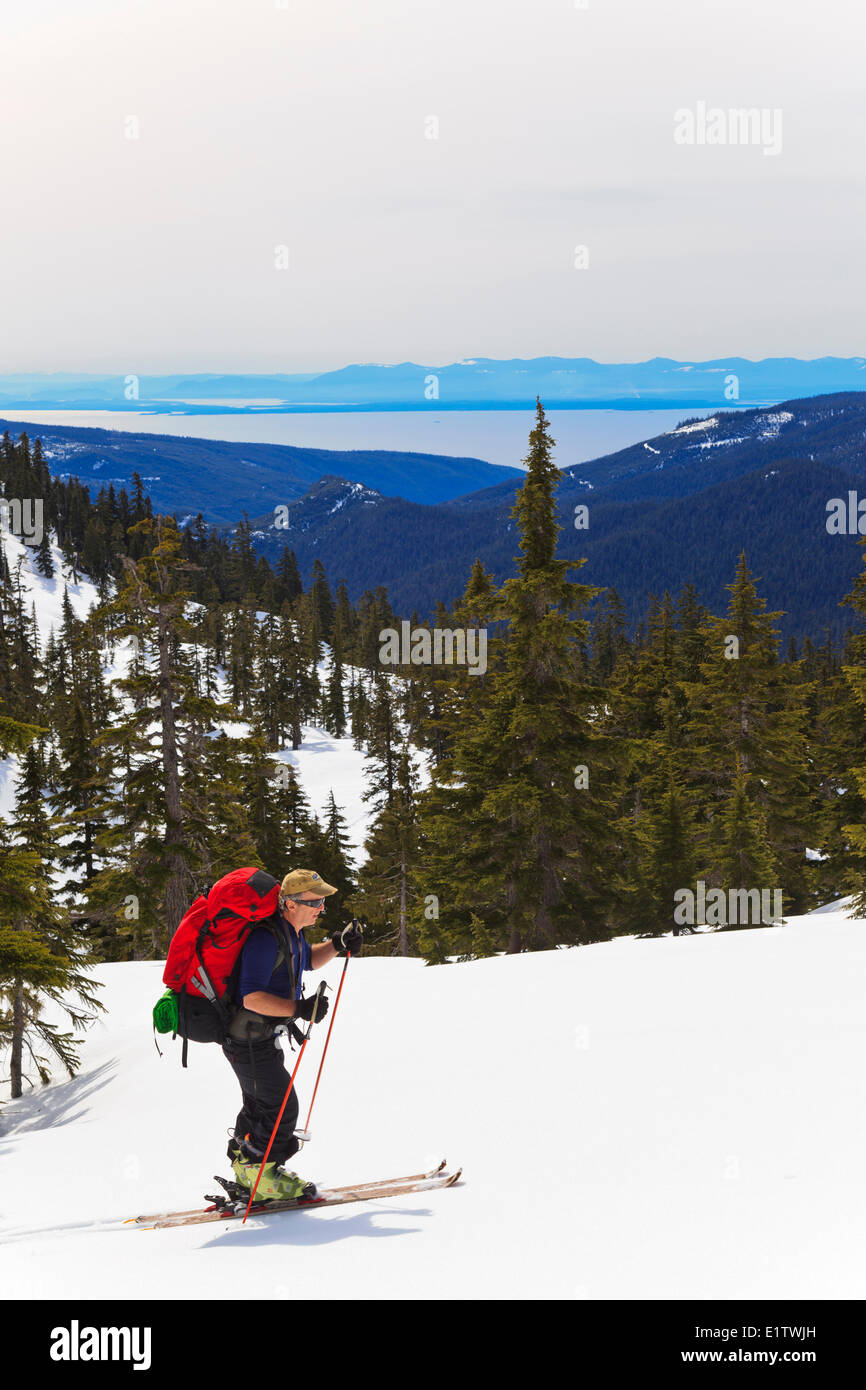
[331,918,364,957]
[295,991,329,1023]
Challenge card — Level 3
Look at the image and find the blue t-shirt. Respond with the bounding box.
[237,919,312,1005]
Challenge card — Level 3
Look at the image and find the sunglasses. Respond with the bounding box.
[289,896,326,909]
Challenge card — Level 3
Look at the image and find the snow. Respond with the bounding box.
[275,727,371,864]
[693,436,747,449]
[756,411,794,440]
[0,754,19,822]
[1,904,865,1300]
[0,529,101,633]
[673,416,718,434]
[326,482,378,515]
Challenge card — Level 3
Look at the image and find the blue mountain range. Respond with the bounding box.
[2,357,865,411]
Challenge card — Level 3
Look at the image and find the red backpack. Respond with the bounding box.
[160,867,284,1066]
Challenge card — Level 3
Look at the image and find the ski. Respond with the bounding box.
[137,1168,462,1229]
[129,1160,450,1226]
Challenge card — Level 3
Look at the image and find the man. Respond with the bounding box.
[223,868,363,1200]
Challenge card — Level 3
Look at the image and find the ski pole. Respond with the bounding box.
[297,942,352,1141]
[241,980,327,1224]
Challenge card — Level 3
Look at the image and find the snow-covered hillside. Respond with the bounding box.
[0,531,375,852]
[0,534,102,820]
[1,904,865,1300]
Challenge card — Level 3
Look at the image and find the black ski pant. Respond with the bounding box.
[222,1033,301,1168]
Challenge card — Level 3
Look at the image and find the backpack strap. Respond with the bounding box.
[223,915,306,1048]
[220,913,296,1006]
[177,988,190,1068]
[190,922,228,1020]
[256,916,305,1046]
[263,915,297,998]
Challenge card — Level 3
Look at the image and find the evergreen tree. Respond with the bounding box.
[600,591,701,934]
[86,516,250,954]
[682,554,814,913]
[311,559,335,643]
[180,728,264,883]
[278,762,314,861]
[356,747,420,954]
[323,629,347,738]
[711,758,780,928]
[276,547,304,607]
[303,793,356,908]
[634,759,699,936]
[350,673,371,750]
[589,588,629,685]
[416,399,616,957]
[1,553,42,721]
[332,579,357,660]
[1,750,103,1098]
[229,515,258,602]
[363,673,400,807]
[34,524,54,579]
[831,540,866,911]
[356,587,396,671]
[254,609,285,750]
[244,744,309,870]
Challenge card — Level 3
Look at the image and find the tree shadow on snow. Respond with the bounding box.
[0,1060,118,1141]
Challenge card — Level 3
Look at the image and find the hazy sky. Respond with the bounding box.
[2,0,864,372]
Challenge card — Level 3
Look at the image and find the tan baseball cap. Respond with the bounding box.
[280,869,338,897]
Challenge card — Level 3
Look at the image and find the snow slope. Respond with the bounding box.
[276,728,371,869]
[1,904,865,1301]
[0,531,376,855]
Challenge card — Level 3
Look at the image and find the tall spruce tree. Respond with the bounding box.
[417,398,616,956]
[602,591,703,935]
[833,540,866,911]
[2,748,103,1097]
[356,746,421,955]
[86,517,252,954]
[323,627,347,738]
[636,762,699,936]
[682,553,814,914]
[311,559,335,643]
[303,793,356,907]
[712,757,780,928]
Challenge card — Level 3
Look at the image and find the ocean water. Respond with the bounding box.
[0,407,725,472]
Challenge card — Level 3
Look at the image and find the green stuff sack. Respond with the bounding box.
[153,989,179,1036]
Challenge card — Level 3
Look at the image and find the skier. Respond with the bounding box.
[222,868,363,1200]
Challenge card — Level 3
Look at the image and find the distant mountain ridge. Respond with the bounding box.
[0,417,521,521]
[229,392,866,641]
[2,356,866,411]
